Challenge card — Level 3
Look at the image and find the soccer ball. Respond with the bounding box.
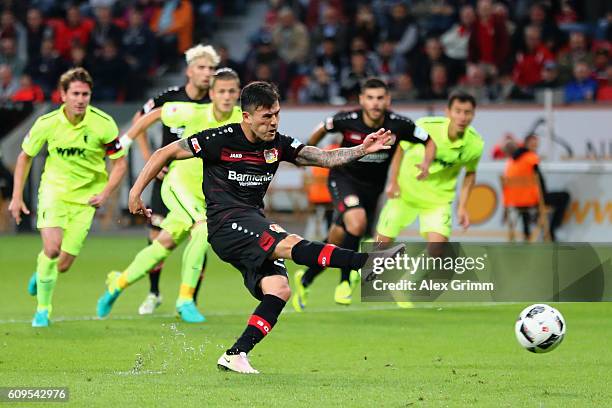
[514,304,566,353]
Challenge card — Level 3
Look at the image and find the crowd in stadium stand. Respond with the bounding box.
[0,0,611,104]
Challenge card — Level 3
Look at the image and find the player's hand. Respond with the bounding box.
[8,197,29,225]
[128,192,151,218]
[155,166,169,180]
[361,128,392,154]
[458,207,470,230]
[386,181,400,199]
[88,192,109,208]
[415,162,430,180]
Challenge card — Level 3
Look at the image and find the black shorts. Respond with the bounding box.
[208,209,289,300]
[328,173,382,234]
[148,178,168,229]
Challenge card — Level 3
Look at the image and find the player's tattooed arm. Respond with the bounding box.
[295,128,393,168]
[295,145,366,167]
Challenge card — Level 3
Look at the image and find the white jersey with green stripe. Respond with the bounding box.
[160,102,242,196]
[398,116,484,208]
[22,105,122,204]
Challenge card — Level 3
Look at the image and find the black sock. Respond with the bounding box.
[193,254,207,304]
[340,232,361,282]
[227,294,286,355]
[291,240,368,271]
[301,239,327,288]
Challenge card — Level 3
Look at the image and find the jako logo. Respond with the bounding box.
[229,153,242,158]
[56,147,85,158]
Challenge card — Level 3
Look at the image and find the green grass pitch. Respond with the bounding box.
[0,234,611,407]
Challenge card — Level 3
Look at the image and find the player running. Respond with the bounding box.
[120,81,404,374]
[9,68,127,327]
[375,91,483,256]
[98,68,242,323]
[293,78,436,311]
[126,44,219,315]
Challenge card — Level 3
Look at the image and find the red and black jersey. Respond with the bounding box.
[324,109,428,191]
[140,85,210,148]
[187,123,304,233]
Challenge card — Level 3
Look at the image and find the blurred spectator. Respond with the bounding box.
[381,2,419,56]
[314,35,345,82]
[348,36,380,73]
[25,8,52,62]
[419,63,449,100]
[305,0,344,29]
[0,37,26,77]
[0,64,18,100]
[310,6,348,57]
[340,50,378,101]
[298,65,340,103]
[0,10,27,62]
[454,63,495,103]
[593,48,610,86]
[564,61,597,103]
[412,0,456,36]
[391,72,417,102]
[412,37,458,91]
[150,0,194,67]
[25,38,62,96]
[216,43,243,76]
[271,7,310,65]
[243,32,287,92]
[89,5,123,58]
[596,65,612,101]
[122,6,155,100]
[51,5,94,58]
[514,2,564,53]
[491,133,519,160]
[347,4,379,51]
[11,73,44,103]
[65,43,91,71]
[441,5,475,63]
[91,40,124,101]
[511,25,554,98]
[535,61,562,89]
[253,62,273,82]
[468,0,511,76]
[557,31,593,83]
[375,39,406,81]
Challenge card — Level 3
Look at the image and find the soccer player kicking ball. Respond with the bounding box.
[97,68,242,323]
[126,82,403,373]
[375,92,484,306]
[293,78,435,310]
[129,44,219,315]
[9,68,127,327]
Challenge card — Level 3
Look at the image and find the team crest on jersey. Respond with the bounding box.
[264,148,278,163]
[190,137,201,153]
[344,195,360,207]
[143,99,155,113]
[269,224,286,233]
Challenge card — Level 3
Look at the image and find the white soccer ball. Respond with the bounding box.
[514,304,566,353]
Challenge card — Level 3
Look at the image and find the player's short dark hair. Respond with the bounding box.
[58,67,93,92]
[240,81,279,113]
[210,67,240,88]
[524,133,538,143]
[361,77,388,94]
[448,91,476,109]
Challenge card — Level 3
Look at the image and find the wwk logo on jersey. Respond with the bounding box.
[264,148,278,163]
[190,138,201,153]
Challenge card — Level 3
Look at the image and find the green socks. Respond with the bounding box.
[36,251,58,314]
[118,240,171,289]
[177,222,209,307]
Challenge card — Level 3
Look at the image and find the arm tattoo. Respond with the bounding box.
[177,138,191,152]
[295,145,366,168]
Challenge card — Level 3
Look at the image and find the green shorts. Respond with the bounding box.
[376,198,452,239]
[160,177,206,244]
[37,196,96,256]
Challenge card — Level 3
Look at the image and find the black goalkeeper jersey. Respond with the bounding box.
[187,123,305,232]
[324,109,428,191]
[140,85,211,148]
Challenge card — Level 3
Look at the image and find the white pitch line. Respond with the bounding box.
[0,302,514,325]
